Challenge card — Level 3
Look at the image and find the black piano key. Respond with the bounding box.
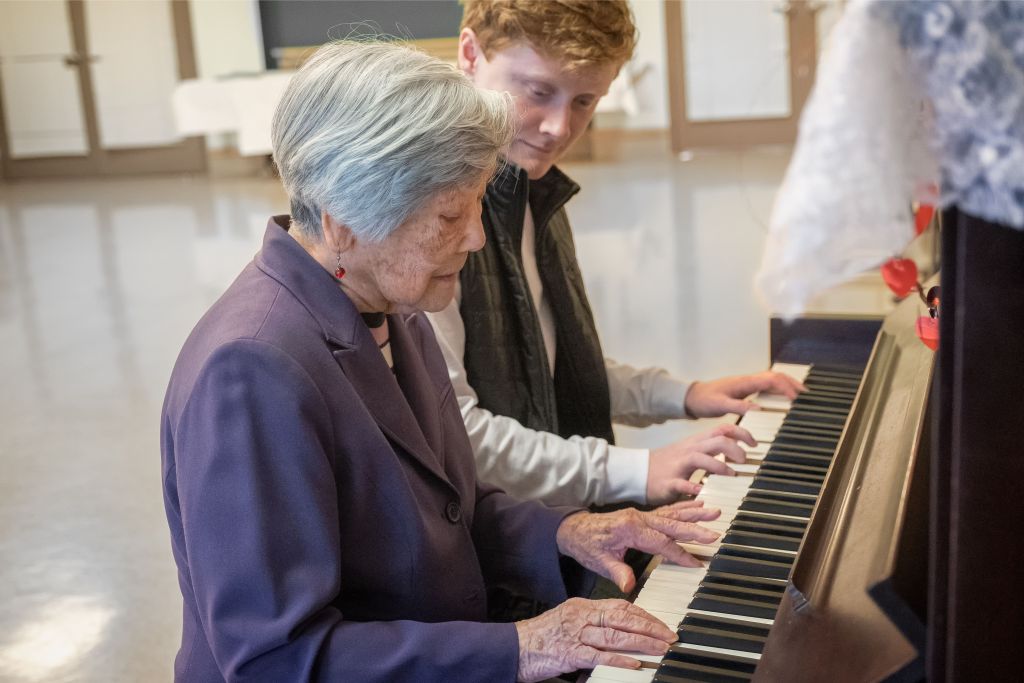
[786,401,850,418]
[704,569,789,589]
[767,439,836,455]
[688,592,780,621]
[729,512,807,534]
[780,413,847,429]
[708,553,792,581]
[722,530,801,552]
[677,626,767,655]
[762,452,834,468]
[699,577,786,602]
[749,475,821,497]
[726,526,806,547]
[741,497,814,520]
[807,366,863,381]
[772,432,838,450]
[755,462,828,478]
[657,650,757,682]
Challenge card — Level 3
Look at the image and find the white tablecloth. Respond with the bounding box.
[172,71,295,156]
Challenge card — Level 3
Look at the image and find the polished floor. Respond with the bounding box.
[0,143,889,681]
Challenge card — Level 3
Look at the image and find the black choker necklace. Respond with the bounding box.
[361,312,386,328]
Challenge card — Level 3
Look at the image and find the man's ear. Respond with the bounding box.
[321,210,357,254]
[458,27,484,78]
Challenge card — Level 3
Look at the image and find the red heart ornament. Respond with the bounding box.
[915,203,935,236]
[881,258,919,298]
[916,315,939,350]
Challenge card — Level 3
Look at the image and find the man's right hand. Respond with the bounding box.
[646,424,755,505]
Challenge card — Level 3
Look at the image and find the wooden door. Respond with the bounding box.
[0,0,204,180]
[665,0,831,152]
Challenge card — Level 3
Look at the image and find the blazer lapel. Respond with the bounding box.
[389,316,447,469]
[254,216,452,487]
[331,333,451,487]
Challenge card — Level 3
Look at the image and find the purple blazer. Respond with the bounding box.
[160,217,590,681]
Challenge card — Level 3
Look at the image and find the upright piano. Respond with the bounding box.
[585,208,1024,683]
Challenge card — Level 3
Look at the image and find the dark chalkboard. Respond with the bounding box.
[259,0,463,68]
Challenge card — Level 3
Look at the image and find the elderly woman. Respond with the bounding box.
[160,41,720,682]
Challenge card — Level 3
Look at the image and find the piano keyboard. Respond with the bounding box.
[589,362,864,683]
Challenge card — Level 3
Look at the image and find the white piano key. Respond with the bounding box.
[644,570,704,586]
[770,362,811,382]
[608,651,663,664]
[637,596,696,616]
[739,411,786,430]
[589,665,656,683]
[731,462,761,474]
[752,392,793,411]
[638,581,702,598]
[744,426,779,443]
[685,608,775,627]
[680,545,719,558]
[641,609,685,630]
[702,475,753,490]
[647,557,712,573]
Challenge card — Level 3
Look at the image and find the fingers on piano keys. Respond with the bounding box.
[590,362,864,682]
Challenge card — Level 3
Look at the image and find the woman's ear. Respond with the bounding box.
[321,210,357,254]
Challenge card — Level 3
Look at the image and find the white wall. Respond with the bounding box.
[188,0,264,78]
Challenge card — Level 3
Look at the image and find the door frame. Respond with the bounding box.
[0,0,205,180]
[665,0,820,153]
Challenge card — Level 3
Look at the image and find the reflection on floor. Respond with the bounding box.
[0,144,891,681]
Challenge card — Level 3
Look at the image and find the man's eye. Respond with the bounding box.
[530,88,551,99]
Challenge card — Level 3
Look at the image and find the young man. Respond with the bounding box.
[427,0,803,509]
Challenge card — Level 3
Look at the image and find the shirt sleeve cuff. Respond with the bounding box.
[603,446,651,505]
[648,373,692,420]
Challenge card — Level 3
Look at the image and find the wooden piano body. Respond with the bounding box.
[596,208,1024,683]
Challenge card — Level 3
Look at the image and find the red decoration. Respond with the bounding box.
[916,315,939,350]
[334,267,346,279]
[881,258,919,298]
[914,203,935,236]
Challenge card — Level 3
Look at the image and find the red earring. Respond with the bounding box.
[334,253,346,279]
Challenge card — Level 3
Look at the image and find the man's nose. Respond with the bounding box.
[538,103,572,141]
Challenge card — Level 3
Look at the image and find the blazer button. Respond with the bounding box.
[445,501,462,524]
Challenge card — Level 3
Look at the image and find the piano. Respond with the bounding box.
[585,208,1024,683]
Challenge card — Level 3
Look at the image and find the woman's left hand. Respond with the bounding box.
[555,501,721,594]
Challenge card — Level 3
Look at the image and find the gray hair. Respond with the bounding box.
[271,40,516,242]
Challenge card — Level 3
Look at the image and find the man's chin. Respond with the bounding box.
[517,158,555,180]
[508,147,557,179]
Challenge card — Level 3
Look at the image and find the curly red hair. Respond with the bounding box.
[461,0,637,70]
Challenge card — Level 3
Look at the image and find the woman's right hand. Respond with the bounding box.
[514,597,675,682]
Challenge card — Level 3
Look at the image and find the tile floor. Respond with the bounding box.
[0,144,891,681]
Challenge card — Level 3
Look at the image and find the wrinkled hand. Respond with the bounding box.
[556,501,721,594]
[514,598,676,682]
[647,424,756,505]
[685,371,805,418]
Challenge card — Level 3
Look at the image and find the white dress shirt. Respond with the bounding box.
[426,212,692,506]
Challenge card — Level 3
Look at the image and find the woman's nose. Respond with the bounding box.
[463,215,486,253]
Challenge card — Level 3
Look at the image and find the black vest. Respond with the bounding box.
[459,163,614,443]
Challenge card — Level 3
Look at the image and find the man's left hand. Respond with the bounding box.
[684,371,805,418]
